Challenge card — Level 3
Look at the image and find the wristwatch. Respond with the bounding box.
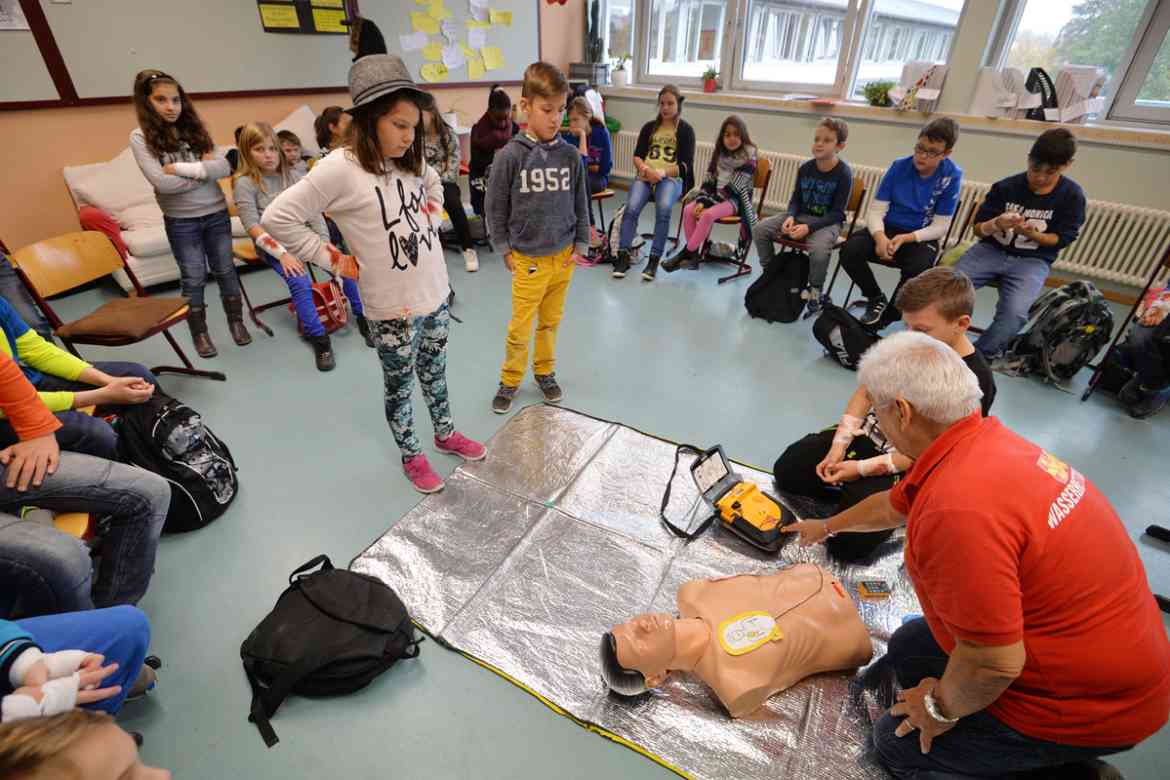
[924,690,960,724]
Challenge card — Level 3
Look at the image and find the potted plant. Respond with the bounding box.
[863,80,895,107]
[611,53,631,87]
[702,66,719,93]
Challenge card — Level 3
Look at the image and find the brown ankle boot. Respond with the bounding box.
[186,305,217,358]
[222,296,252,346]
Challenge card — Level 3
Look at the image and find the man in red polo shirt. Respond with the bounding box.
[785,331,1170,778]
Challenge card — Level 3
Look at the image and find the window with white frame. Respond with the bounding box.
[646,0,729,78]
[740,1,848,87]
[851,0,962,98]
[605,0,636,62]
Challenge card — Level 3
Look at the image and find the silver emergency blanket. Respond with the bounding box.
[352,405,921,779]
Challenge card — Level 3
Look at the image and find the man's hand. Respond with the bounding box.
[0,433,60,491]
[98,376,155,406]
[789,223,811,241]
[503,252,515,272]
[781,519,831,546]
[822,460,862,484]
[890,678,958,755]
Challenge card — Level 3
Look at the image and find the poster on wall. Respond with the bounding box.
[0,0,30,31]
[258,0,348,35]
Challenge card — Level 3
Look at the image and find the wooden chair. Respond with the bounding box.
[591,188,616,232]
[775,175,868,292]
[12,231,224,381]
[698,158,773,285]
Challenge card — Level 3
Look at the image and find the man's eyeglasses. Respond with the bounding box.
[913,143,946,159]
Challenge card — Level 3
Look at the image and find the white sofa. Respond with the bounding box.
[62,105,323,291]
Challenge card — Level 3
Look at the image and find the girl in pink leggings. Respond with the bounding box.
[663,116,758,272]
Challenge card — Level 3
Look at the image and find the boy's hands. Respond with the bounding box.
[567,253,582,268]
[503,253,515,272]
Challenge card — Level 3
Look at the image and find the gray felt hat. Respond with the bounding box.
[347,54,428,113]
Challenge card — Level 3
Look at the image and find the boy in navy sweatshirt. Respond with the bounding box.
[753,117,853,317]
[955,128,1086,358]
[487,62,589,414]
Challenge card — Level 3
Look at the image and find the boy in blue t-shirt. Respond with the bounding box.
[840,118,962,326]
[955,129,1086,358]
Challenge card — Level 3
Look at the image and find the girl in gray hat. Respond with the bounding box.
[262,55,486,494]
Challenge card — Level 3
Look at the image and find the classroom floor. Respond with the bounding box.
[48,197,1169,779]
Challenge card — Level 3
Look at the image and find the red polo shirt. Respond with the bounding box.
[890,412,1170,747]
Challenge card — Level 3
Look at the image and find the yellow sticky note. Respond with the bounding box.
[312,0,344,7]
[423,42,443,61]
[481,46,505,71]
[466,19,491,29]
[420,63,449,83]
[415,0,429,4]
[489,9,512,26]
[428,2,453,21]
[411,12,440,34]
[259,4,300,29]
[469,58,486,80]
[459,42,475,57]
[311,8,347,33]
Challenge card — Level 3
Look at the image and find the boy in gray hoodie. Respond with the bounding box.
[487,62,589,414]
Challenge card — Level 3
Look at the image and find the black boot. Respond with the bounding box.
[356,315,376,348]
[222,296,252,346]
[642,255,660,281]
[661,247,691,273]
[186,305,217,358]
[612,250,631,278]
[310,335,336,372]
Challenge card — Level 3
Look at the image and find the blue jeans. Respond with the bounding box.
[258,250,363,338]
[870,619,1129,778]
[16,605,150,713]
[955,242,1052,358]
[0,253,53,341]
[1117,319,1170,389]
[0,362,159,462]
[0,453,170,618]
[162,209,241,307]
[619,177,682,258]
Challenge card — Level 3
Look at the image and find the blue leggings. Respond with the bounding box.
[259,250,362,338]
[15,605,151,714]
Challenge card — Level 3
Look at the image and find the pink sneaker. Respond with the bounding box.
[402,454,444,494]
[434,431,487,462]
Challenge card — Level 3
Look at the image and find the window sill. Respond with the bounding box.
[601,85,1170,151]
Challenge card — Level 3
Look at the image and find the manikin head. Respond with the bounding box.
[857,331,983,459]
[600,612,678,695]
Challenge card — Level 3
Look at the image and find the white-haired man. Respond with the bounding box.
[785,331,1170,779]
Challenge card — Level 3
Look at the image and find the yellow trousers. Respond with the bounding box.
[500,246,576,387]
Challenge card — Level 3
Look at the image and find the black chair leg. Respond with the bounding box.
[154,329,226,381]
[236,276,275,338]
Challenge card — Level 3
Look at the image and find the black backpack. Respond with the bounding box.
[115,390,238,534]
[744,252,810,323]
[1001,281,1114,384]
[241,555,421,747]
[812,303,880,370]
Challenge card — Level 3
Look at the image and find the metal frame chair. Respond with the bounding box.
[696,158,773,285]
[12,231,225,381]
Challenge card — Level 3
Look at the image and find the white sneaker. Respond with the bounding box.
[463,248,479,272]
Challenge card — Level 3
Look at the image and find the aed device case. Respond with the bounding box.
[691,446,796,553]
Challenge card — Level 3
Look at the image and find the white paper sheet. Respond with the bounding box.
[400,31,428,52]
[468,27,487,49]
[442,45,467,69]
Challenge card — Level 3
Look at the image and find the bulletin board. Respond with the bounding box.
[257,1,349,35]
[361,0,538,86]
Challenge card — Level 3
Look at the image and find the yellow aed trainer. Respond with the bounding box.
[661,445,795,554]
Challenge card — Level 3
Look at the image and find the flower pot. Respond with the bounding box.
[703,79,717,93]
[612,69,628,87]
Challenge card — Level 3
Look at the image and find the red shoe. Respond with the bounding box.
[434,431,487,461]
[403,454,444,494]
